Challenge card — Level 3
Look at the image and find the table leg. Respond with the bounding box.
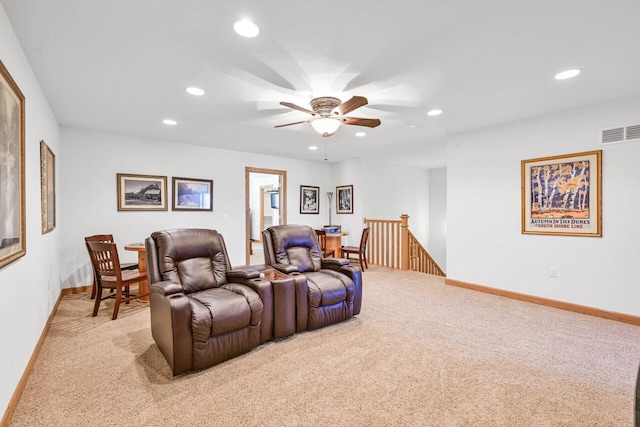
[137,251,149,302]
[326,236,343,258]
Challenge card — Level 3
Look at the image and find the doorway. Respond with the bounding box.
[245,167,287,266]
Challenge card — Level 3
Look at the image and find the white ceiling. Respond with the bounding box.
[3,0,640,168]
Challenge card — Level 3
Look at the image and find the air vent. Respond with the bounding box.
[601,127,624,144]
[626,125,640,141]
[601,124,640,145]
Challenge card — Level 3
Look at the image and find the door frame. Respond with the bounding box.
[259,184,274,236]
[245,167,287,266]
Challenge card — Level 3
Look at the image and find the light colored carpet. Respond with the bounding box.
[9,267,640,426]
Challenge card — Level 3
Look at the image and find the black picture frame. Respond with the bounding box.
[336,185,353,214]
[300,185,320,214]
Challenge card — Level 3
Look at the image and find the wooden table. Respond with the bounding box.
[124,243,149,302]
[325,232,349,258]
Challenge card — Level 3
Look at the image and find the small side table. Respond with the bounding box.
[261,269,296,338]
[124,243,149,302]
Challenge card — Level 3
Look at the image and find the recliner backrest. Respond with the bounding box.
[264,225,322,273]
[150,229,231,294]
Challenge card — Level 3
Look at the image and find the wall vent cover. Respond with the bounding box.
[601,124,640,145]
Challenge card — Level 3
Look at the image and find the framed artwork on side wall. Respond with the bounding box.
[172,177,213,211]
[0,60,26,268]
[117,173,168,211]
[521,150,602,237]
[40,140,56,234]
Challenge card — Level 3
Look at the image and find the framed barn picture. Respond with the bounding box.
[117,173,168,211]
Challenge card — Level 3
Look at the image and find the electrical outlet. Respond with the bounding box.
[549,267,558,278]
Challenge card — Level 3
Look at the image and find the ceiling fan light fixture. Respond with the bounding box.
[234,19,259,38]
[310,117,341,137]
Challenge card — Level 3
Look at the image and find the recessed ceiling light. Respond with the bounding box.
[555,69,581,80]
[427,109,443,116]
[186,87,205,96]
[234,19,259,38]
[309,145,318,150]
[355,132,366,137]
[162,119,177,126]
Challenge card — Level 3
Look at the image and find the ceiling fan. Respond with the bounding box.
[275,96,381,137]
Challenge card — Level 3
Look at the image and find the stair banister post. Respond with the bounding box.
[400,214,409,271]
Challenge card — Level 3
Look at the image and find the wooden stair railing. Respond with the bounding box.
[364,214,445,277]
[407,230,445,276]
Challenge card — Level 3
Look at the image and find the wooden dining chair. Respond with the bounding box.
[85,234,137,299]
[314,229,335,258]
[341,227,370,271]
[86,241,148,320]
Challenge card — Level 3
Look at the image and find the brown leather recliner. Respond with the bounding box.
[262,224,362,331]
[145,229,273,375]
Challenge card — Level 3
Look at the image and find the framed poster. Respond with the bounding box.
[300,185,319,214]
[336,185,354,214]
[172,177,213,211]
[0,60,26,268]
[40,140,56,234]
[521,150,602,236]
[117,173,168,211]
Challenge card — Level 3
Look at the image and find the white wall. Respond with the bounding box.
[429,167,447,271]
[59,127,332,288]
[0,4,60,418]
[447,95,640,315]
[359,157,430,246]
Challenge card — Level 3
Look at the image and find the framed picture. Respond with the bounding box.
[0,60,26,269]
[521,150,602,237]
[336,185,354,214]
[40,140,56,234]
[172,177,213,211]
[300,185,320,214]
[117,173,168,211]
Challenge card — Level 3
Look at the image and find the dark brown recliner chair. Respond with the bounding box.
[262,224,362,331]
[146,229,273,375]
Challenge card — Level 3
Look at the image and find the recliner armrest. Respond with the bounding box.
[150,280,184,296]
[227,269,260,281]
[271,263,300,274]
[149,282,193,375]
[225,272,273,343]
[321,258,350,269]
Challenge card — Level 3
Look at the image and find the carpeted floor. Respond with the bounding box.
[8,267,640,426]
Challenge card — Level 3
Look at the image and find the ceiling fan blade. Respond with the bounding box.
[339,96,368,115]
[343,117,381,128]
[274,120,308,128]
[280,101,314,115]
